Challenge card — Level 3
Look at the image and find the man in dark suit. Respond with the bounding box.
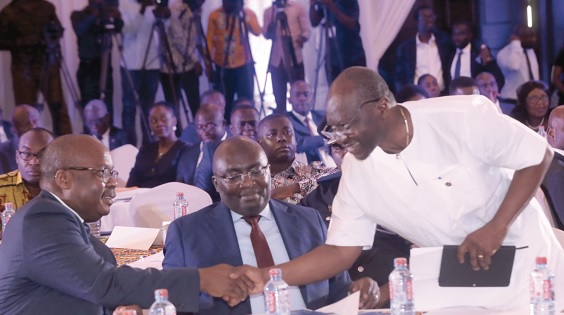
[0,134,262,314]
[164,136,379,314]
[446,20,504,91]
[395,5,451,93]
[286,80,334,166]
[545,106,564,228]
[0,105,43,173]
[83,99,132,150]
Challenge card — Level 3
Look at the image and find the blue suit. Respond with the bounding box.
[176,142,201,185]
[542,151,564,229]
[0,191,201,314]
[163,200,351,315]
[194,140,223,202]
[287,110,327,164]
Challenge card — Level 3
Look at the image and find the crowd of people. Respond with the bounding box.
[0,0,564,314]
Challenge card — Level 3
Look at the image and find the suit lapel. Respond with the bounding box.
[288,112,310,135]
[205,203,244,266]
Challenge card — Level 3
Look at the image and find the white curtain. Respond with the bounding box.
[0,0,414,131]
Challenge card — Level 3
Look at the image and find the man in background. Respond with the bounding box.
[544,105,564,228]
[0,0,72,135]
[83,99,131,150]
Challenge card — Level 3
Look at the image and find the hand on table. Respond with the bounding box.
[457,222,507,271]
[349,277,380,309]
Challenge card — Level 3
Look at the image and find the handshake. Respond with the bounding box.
[199,264,266,306]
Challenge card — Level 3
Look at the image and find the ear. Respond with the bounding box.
[211,176,220,192]
[547,127,555,142]
[54,170,72,190]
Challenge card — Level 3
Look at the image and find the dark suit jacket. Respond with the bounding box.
[0,191,201,314]
[541,151,564,229]
[300,173,411,285]
[194,140,223,202]
[1,120,14,141]
[180,124,200,144]
[176,142,201,185]
[287,110,327,164]
[163,200,351,315]
[445,41,505,90]
[0,137,18,174]
[109,127,133,150]
[395,30,452,92]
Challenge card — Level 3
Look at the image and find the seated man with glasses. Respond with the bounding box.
[164,136,379,314]
[0,128,54,235]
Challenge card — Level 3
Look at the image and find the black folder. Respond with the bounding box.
[438,245,516,287]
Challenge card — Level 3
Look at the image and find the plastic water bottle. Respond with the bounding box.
[537,126,548,140]
[530,256,555,315]
[87,220,101,238]
[389,257,415,315]
[264,268,290,315]
[149,288,176,315]
[1,202,16,234]
[173,192,189,220]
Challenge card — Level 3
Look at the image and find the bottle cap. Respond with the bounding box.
[269,268,282,277]
[536,256,547,264]
[154,288,169,299]
[394,257,408,266]
[176,192,184,198]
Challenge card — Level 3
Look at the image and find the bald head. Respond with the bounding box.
[548,106,564,150]
[212,136,270,216]
[84,100,110,136]
[17,128,55,185]
[12,105,42,137]
[201,90,226,111]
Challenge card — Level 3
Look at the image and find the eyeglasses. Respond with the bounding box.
[215,164,270,185]
[527,95,548,103]
[17,149,44,161]
[196,122,218,132]
[321,97,381,144]
[63,167,119,183]
[234,120,257,129]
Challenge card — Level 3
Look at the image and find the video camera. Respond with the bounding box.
[274,0,287,9]
[156,0,169,7]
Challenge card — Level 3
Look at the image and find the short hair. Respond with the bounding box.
[417,74,435,86]
[233,98,254,107]
[230,103,259,120]
[511,80,549,123]
[258,113,289,130]
[414,4,433,20]
[396,84,429,103]
[84,99,108,117]
[149,101,176,117]
[201,90,224,101]
[451,19,474,34]
[449,76,477,95]
[332,67,396,107]
[20,127,55,140]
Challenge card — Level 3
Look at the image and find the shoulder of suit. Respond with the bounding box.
[0,170,21,187]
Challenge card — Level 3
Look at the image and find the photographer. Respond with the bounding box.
[71,0,124,126]
[309,0,365,84]
[206,0,261,121]
[0,0,72,135]
[119,0,170,145]
[263,0,310,113]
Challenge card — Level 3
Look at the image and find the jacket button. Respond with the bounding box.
[445,182,452,187]
[357,266,364,273]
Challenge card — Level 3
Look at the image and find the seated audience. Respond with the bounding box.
[229,99,260,140]
[127,102,190,188]
[163,136,379,314]
[395,84,429,103]
[0,128,54,235]
[300,141,411,306]
[475,71,513,114]
[449,76,479,95]
[181,104,227,198]
[0,105,43,174]
[510,80,550,133]
[286,80,335,166]
[0,134,261,314]
[544,105,564,228]
[417,74,441,98]
[83,99,132,150]
[181,90,226,144]
[257,114,337,204]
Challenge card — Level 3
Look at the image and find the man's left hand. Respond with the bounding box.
[349,277,380,309]
[457,221,507,271]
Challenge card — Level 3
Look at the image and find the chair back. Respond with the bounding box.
[129,182,213,228]
[110,144,139,187]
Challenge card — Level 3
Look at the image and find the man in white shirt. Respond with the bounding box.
[239,67,564,311]
[497,24,539,102]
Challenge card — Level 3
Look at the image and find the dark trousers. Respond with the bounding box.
[120,67,160,145]
[214,63,254,122]
[77,59,114,124]
[159,68,201,133]
[11,63,72,135]
[270,62,305,113]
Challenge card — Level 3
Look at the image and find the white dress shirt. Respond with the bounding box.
[497,40,539,100]
[414,33,444,90]
[231,205,306,313]
[449,43,472,79]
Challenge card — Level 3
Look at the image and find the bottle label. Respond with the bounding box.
[542,279,551,300]
[181,205,187,216]
[266,291,276,313]
[406,279,413,301]
[389,280,395,300]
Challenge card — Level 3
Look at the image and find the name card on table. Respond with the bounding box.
[316,291,359,315]
[105,226,160,250]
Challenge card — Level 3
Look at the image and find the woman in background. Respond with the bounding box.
[510,80,550,134]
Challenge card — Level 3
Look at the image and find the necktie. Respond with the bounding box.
[454,50,462,78]
[243,216,275,268]
[304,116,313,135]
[524,48,534,80]
[96,134,103,141]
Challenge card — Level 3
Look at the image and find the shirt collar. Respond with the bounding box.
[457,43,471,54]
[46,191,85,223]
[292,111,312,125]
[230,202,273,223]
[416,33,436,45]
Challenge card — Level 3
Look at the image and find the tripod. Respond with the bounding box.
[262,1,302,114]
[312,4,344,102]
